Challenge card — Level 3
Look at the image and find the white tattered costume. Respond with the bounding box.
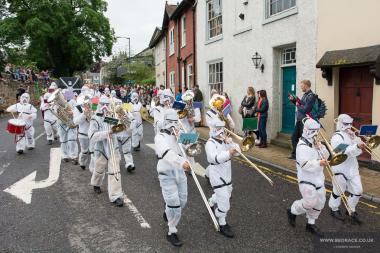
[40,92,59,143]
[130,92,143,150]
[155,109,188,236]
[6,93,37,152]
[328,114,364,213]
[88,95,124,203]
[57,89,78,161]
[205,119,240,228]
[205,94,235,131]
[151,89,174,135]
[290,119,329,225]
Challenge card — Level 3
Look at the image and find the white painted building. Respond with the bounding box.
[196,0,317,141]
[149,27,167,87]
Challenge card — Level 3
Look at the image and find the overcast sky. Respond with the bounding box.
[105,0,178,58]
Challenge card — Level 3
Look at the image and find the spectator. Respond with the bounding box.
[5,64,12,74]
[223,92,231,110]
[193,84,203,102]
[289,80,316,159]
[210,89,218,98]
[255,90,269,148]
[239,86,256,119]
[176,89,183,101]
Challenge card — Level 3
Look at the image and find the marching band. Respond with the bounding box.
[4,83,378,247]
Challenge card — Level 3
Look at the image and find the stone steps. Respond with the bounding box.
[271,132,292,149]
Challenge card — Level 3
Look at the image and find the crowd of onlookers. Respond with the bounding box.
[3,63,50,84]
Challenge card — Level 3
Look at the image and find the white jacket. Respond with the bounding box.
[206,108,235,129]
[205,137,240,183]
[155,129,187,173]
[296,138,329,188]
[73,106,90,139]
[331,131,362,179]
[40,101,58,123]
[7,103,37,128]
[132,102,142,125]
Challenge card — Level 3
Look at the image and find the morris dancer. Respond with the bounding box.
[130,92,143,151]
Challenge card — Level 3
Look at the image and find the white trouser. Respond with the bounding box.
[91,153,123,202]
[159,169,188,234]
[15,126,35,151]
[44,120,58,141]
[291,184,326,224]
[78,138,90,166]
[58,126,78,159]
[209,176,232,226]
[118,135,134,168]
[328,174,363,212]
[132,122,143,148]
[89,153,95,173]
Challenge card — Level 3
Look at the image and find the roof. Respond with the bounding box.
[171,0,195,20]
[162,3,178,30]
[148,27,163,48]
[316,44,380,68]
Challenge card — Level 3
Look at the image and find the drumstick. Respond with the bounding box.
[11,112,16,119]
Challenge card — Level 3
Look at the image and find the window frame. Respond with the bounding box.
[181,15,186,48]
[187,64,193,88]
[169,28,175,56]
[207,59,223,98]
[265,0,296,19]
[206,0,223,40]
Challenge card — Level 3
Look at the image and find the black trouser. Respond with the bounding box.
[291,120,304,156]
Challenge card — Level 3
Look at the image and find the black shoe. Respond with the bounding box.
[306,223,323,237]
[163,212,168,222]
[93,186,102,194]
[219,224,234,238]
[166,233,183,247]
[54,136,58,140]
[126,165,135,173]
[330,209,345,221]
[72,159,78,165]
[113,198,124,207]
[48,140,53,145]
[348,211,362,225]
[80,165,86,170]
[27,147,34,150]
[287,208,297,227]
[63,158,70,162]
[17,150,24,154]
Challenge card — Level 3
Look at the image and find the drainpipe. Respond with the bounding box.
[176,17,181,94]
[192,1,197,88]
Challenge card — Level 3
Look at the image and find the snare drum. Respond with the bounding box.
[7,119,26,135]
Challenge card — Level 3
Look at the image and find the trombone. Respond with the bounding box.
[314,131,354,216]
[334,118,380,161]
[222,128,273,186]
[171,127,220,231]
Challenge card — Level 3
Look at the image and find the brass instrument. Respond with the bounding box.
[77,93,93,121]
[177,120,203,157]
[314,133,354,216]
[48,89,76,128]
[334,118,380,161]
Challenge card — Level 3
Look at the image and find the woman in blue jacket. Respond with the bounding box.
[255,90,269,148]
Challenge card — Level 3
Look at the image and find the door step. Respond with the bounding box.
[271,133,292,149]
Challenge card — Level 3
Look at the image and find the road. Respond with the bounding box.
[1,114,380,253]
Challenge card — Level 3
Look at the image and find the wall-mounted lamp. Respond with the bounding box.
[239,13,245,20]
[251,52,264,73]
[243,0,249,5]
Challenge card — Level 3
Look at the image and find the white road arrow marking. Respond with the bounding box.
[3,148,61,204]
[124,197,151,229]
[145,143,206,177]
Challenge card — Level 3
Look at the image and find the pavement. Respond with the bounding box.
[196,127,380,204]
[1,114,380,252]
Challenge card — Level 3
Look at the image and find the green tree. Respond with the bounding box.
[0,0,114,76]
[122,61,155,85]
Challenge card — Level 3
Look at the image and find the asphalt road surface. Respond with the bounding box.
[1,113,380,253]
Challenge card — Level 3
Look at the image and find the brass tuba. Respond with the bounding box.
[48,89,76,128]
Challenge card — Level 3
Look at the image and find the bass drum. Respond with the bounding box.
[7,118,26,134]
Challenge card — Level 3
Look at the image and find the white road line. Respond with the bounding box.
[0,162,11,176]
[35,132,45,141]
[145,143,206,178]
[124,197,151,228]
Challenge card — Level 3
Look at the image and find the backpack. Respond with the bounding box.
[311,94,327,119]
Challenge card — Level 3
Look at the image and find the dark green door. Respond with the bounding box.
[281,66,296,133]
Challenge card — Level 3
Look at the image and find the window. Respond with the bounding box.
[181,66,185,90]
[207,0,223,39]
[181,15,186,47]
[187,64,193,87]
[266,0,296,18]
[169,28,174,55]
[282,47,296,65]
[169,71,175,91]
[208,61,223,96]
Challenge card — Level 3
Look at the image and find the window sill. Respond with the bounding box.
[205,35,223,45]
[262,7,298,25]
[181,44,186,49]
[233,26,252,37]
[169,52,175,57]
